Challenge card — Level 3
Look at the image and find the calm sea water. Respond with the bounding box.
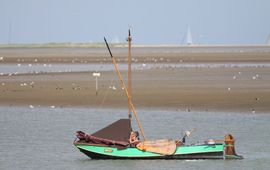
[0,106,270,170]
[1,63,270,75]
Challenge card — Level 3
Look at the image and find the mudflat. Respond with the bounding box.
[0,46,270,113]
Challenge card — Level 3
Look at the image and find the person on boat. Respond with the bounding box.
[129,131,140,146]
[181,130,191,144]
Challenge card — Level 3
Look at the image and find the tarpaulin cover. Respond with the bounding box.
[136,139,177,155]
[92,119,131,143]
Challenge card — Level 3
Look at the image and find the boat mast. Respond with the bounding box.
[104,37,146,141]
[127,29,132,121]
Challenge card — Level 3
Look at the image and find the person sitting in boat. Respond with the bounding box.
[181,130,192,144]
[129,131,140,147]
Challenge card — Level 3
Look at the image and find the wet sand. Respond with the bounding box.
[0,46,270,113]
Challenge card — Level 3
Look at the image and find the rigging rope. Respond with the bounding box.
[104,37,146,141]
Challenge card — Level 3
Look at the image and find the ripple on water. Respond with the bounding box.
[0,106,269,170]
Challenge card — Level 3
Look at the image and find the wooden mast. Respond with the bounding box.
[104,37,146,141]
[127,29,132,121]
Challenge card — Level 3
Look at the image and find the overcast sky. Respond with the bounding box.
[0,0,269,45]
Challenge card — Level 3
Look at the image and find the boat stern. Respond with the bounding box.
[224,134,243,159]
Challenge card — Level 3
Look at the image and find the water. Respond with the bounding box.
[1,62,270,75]
[0,106,270,170]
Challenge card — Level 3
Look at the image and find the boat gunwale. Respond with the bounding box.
[74,140,224,148]
[73,141,109,147]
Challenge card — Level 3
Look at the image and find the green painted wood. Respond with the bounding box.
[76,145,161,157]
[175,144,224,155]
[75,143,224,158]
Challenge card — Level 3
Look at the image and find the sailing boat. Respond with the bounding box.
[73,31,243,159]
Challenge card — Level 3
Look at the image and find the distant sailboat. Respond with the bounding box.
[186,27,193,45]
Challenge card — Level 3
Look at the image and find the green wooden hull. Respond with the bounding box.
[74,143,242,159]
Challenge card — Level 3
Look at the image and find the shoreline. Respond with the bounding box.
[1,46,270,64]
[0,103,269,115]
[1,43,269,48]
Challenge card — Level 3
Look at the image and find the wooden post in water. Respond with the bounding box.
[93,72,100,96]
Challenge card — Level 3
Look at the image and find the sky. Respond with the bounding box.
[0,0,270,45]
